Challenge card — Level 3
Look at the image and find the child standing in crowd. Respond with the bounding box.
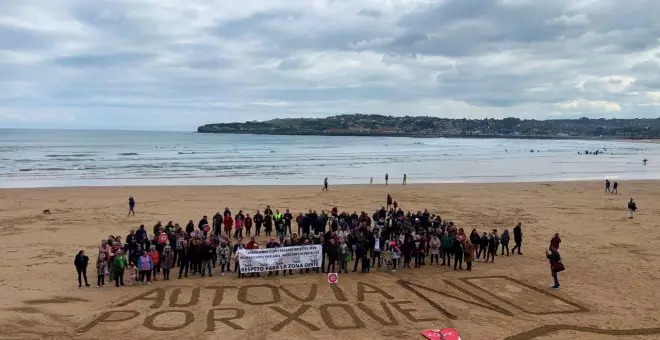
[464,240,474,271]
[96,253,107,287]
[127,262,138,285]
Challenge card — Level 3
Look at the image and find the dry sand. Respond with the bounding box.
[0,182,659,340]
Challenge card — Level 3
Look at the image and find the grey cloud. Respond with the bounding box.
[357,9,382,18]
[0,25,54,51]
[52,52,156,68]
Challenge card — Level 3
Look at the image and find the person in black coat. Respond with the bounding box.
[326,239,339,272]
[512,223,523,255]
[74,250,90,287]
[254,211,263,236]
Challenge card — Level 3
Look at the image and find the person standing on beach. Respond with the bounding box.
[613,181,618,194]
[628,198,637,219]
[74,250,90,287]
[128,196,135,216]
[403,173,407,185]
[322,177,329,191]
[512,223,523,255]
[284,209,293,236]
[385,173,389,185]
[387,194,393,210]
[547,247,563,289]
[370,177,373,184]
[254,211,263,236]
[605,179,611,193]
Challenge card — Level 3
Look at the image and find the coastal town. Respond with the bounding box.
[198,114,660,139]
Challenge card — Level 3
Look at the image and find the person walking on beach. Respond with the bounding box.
[547,247,563,289]
[612,181,618,194]
[403,173,407,185]
[628,198,637,219]
[385,173,389,185]
[74,250,90,287]
[128,196,135,216]
[322,177,328,191]
[605,179,611,193]
[511,223,523,255]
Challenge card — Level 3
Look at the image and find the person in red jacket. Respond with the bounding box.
[223,214,233,237]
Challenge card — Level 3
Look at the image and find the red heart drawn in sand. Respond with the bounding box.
[421,328,461,340]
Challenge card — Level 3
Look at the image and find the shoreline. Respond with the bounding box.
[0,179,650,192]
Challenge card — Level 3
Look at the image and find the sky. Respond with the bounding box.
[1,0,659,131]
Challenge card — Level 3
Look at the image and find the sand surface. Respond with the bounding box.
[0,182,659,340]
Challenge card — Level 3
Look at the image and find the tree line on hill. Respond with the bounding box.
[198,114,660,139]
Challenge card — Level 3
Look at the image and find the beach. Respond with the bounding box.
[1,181,659,340]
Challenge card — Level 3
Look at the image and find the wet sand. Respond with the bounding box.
[0,181,659,340]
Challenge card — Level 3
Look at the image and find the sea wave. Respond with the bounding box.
[118,153,139,156]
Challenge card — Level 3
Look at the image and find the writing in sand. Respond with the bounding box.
[78,277,587,333]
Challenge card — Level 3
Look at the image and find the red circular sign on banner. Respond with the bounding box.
[203,224,210,233]
[158,233,168,243]
[327,273,338,284]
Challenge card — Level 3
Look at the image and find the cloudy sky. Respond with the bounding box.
[1,0,659,131]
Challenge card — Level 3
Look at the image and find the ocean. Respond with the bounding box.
[0,129,658,188]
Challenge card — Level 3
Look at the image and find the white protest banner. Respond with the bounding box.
[238,245,322,273]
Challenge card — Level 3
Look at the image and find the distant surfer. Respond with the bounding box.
[385,173,389,185]
[128,196,136,216]
[322,177,328,191]
[643,158,648,166]
[403,173,407,185]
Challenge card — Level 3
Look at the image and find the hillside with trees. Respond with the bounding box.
[198,114,660,139]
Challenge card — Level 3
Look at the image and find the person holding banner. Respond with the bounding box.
[282,238,295,276]
[266,238,281,276]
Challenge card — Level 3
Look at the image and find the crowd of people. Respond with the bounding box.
[73,194,569,290]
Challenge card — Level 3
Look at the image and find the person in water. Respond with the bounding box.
[128,196,135,216]
[643,158,648,166]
